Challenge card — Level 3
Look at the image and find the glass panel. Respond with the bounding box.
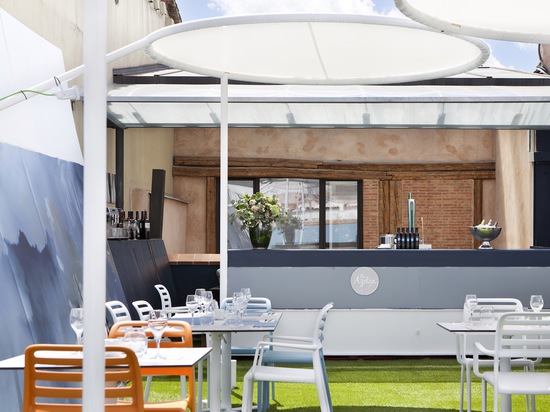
[228,180,254,249]
[325,181,358,249]
[260,178,320,249]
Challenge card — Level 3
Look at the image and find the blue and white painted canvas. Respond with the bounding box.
[0,8,85,410]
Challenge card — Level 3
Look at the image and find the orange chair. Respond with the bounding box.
[109,320,196,411]
[22,343,187,412]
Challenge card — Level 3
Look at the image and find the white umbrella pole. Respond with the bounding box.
[220,74,228,301]
[82,0,107,410]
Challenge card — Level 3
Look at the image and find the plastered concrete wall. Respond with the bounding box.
[494,130,533,248]
[174,127,495,163]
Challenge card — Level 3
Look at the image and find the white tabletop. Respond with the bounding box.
[437,322,496,333]
[0,347,211,371]
[172,312,282,333]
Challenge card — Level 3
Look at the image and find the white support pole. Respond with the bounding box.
[82,0,107,410]
[220,74,229,301]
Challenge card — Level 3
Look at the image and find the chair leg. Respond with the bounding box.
[241,370,255,412]
[144,376,153,402]
[257,380,269,412]
[481,380,487,412]
[466,363,472,412]
[320,355,333,412]
[459,364,465,412]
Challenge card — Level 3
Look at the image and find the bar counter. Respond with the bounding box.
[228,249,550,310]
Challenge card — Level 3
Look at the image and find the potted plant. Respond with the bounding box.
[276,211,303,245]
[230,192,281,248]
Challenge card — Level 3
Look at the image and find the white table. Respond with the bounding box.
[437,321,514,412]
[172,312,282,412]
[0,346,211,370]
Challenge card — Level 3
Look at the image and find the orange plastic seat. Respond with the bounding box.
[22,343,187,412]
[109,320,195,411]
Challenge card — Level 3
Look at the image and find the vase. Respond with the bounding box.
[249,225,272,249]
[283,228,295,245]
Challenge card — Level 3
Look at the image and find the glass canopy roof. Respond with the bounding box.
[107,67,550,130]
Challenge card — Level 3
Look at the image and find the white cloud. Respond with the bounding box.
[207,0,379,16]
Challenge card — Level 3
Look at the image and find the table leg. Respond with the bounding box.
[221,332,232,411]
[208,332,223,412]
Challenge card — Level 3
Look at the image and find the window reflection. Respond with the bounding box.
[326,181,359,249]
[227,178,359,249]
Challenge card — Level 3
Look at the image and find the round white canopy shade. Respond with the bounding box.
[144,13,489,85]
[395,0,550,44]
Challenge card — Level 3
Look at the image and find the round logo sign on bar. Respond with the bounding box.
[350,267,380,296]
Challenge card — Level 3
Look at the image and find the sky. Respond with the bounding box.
[175,0,540,73]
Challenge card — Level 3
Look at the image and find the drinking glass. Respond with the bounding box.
[233,291,248,322]
[124,328,148,358]
[241,288,251,314]
[186,294,200,325]
[530,295,544,313]
[203,290,213,310]
[147,310,167,359]
[69,308,84,344]
[479,306,495,326]
[195,288,206,312]
[465,294,478,323]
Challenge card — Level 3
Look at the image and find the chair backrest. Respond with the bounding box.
[132,300,155,321]
[109,320,193,348]
[106,300,132,327]
[23,344,144,411]
[221,297,272,315]
[476,298,523,313]
[312,302,333,345]
[463,297,523,321]
[154,284,172,311]
[494,312,550,359]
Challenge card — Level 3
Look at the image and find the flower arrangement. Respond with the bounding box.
[276,211,303,232]
[230,192,282,230]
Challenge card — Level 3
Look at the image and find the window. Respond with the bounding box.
[227,178,361,249]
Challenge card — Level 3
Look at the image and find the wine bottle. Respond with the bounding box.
[139,211,145,240]
[395,228,403,249]
[144,211,150,239]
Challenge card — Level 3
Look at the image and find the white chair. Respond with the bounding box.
[241,302,333,412]
[473,312,550,412]
[456,298,536,412]
[105,300,131,329]
[132,299,155,321]
[154,284,189,316]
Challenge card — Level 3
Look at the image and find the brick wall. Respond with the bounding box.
[364,179,475,249]
[362,179,379,248]
[401,180,474,249]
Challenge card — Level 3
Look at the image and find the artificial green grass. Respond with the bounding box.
[146,357,550,411]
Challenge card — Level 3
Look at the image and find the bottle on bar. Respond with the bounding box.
[415,227,419,249]
[144,211,150,239]
[139,211,145,240]
[395,227,403,249]
[127,211,134,239]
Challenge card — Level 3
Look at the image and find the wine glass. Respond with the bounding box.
[203,290,213,310]
[195,288,206,312]
[241,288,251,315]
[147,310,167,359]
[69,308,84,344]
[233,292,248,322]
[464,294,478,323]
[530,295,544,313]
[186,294,200,325]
